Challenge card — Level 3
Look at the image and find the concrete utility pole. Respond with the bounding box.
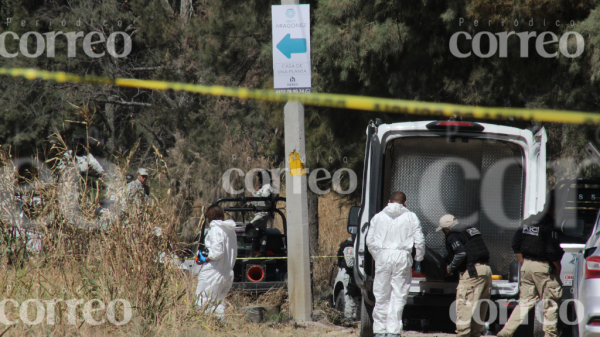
[280,0,312,321]
[284,101,312,321]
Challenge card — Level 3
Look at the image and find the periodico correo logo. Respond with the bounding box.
[450,18,585,58]
[1,20,132,59]
[0,31,132,58]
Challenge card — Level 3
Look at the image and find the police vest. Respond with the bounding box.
[519,220,548,260]
[446,226,490,271]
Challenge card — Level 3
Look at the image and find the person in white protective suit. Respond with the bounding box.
[366,191,425,337]
[195,205,238,318]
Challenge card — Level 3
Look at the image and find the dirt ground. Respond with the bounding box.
[265,320,456,337]
[224,305,457,337]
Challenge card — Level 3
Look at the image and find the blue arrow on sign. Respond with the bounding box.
[276,34,307,59]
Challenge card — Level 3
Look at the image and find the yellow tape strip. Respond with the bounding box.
[1,67,599,124]
[181,255,343,261]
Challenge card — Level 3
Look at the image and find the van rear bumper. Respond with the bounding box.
[409,278,520,297]
[406,294,456,306]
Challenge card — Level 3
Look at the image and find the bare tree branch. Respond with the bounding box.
[180,0,192,24]
[96,100,153,107]
[160,0,175,15]
[157,91,178,109]
[130,67,164,71]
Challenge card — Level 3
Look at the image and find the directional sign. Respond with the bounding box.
[277,34,307,59]
[272,5,311,93]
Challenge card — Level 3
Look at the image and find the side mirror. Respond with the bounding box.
[562,218,585,237]
[347,206,361,235]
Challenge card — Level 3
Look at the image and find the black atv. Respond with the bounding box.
[181,195,288,292]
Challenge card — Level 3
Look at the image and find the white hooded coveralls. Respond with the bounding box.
[195,219,238,317]
[366,203,425,335]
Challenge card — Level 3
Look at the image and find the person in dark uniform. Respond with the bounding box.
[437,214,492,337]
[247,170,274,257]
[496,195,564,337]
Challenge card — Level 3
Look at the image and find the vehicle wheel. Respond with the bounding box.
[360,295,374,337]
[335,293,345,313]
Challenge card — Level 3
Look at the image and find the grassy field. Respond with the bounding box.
[0,145,354,337]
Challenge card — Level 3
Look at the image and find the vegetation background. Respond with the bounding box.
[2,0,600,201]
[0,0,600,334]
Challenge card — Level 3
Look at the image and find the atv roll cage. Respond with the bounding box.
[199,196,287,248]
[194,196,289,292]
[212,196,287,233]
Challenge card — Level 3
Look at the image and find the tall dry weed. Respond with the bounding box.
[313,193,352,295]
[0,140,187,332]
[0,137,355,336]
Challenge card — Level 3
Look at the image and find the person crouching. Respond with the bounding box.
[438,214,492,337]
[195,205,238,318]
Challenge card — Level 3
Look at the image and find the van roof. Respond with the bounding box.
[376,120,535,144]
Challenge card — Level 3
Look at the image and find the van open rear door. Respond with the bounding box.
[530,127,547,215]
[354,120,381,294]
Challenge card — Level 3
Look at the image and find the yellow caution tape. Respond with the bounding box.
[1,67,599,124]
[180,255,343,261]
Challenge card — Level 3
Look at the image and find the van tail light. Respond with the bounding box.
[426,121,484,132]
[585,256,600,279]
[588,317,600,326]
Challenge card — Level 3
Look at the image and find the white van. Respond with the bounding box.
[348,120,549,337]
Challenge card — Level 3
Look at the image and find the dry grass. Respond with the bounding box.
[0,142,356,336]
[313,193,352,293]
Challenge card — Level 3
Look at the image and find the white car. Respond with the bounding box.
[562,221,600,337]
[332,239,361,321]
